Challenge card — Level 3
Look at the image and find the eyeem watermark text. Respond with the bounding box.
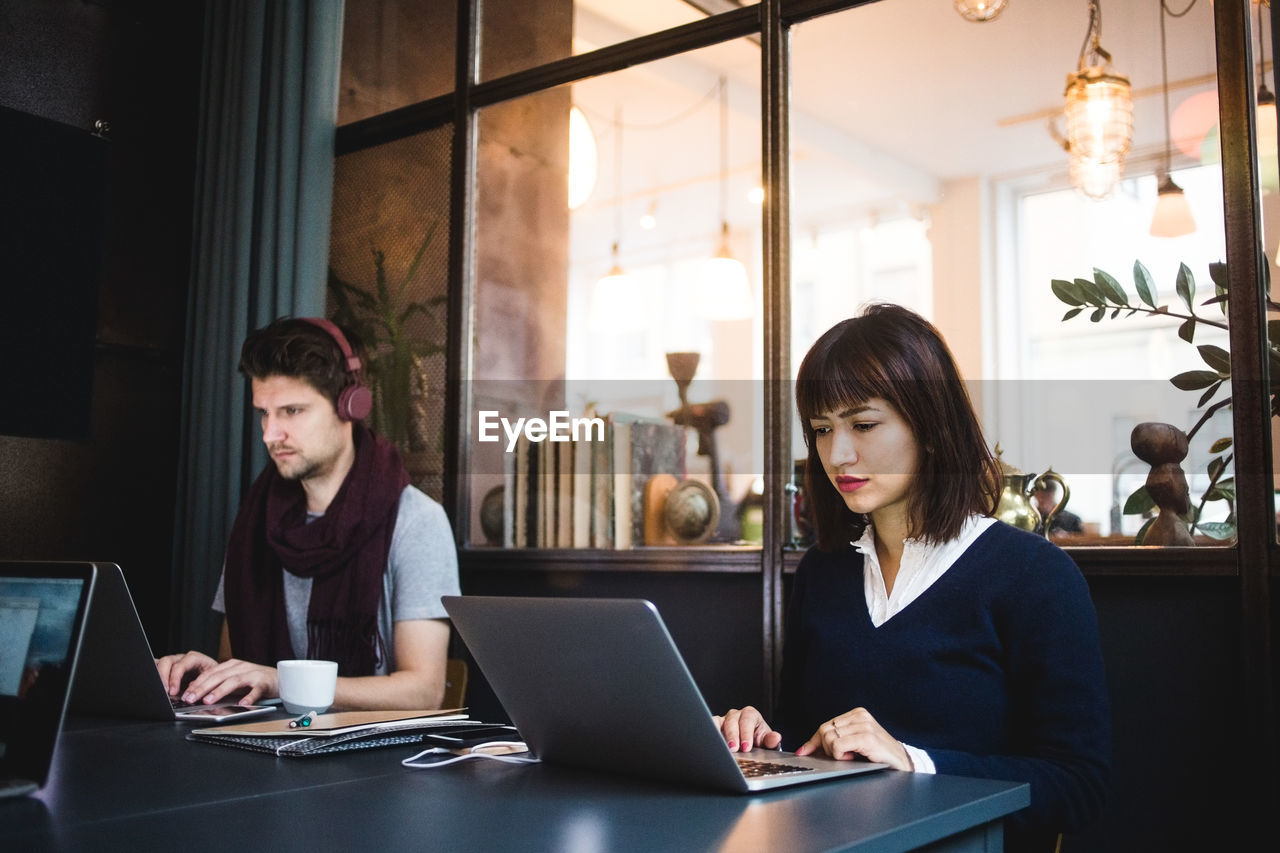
[477,410,606,452]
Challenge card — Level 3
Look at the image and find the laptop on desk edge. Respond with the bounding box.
[70,562,271,723]
[441,595,888,793]
[0,561,95,797]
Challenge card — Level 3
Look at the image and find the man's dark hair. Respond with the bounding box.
[795,303,1000,549]
[239,317,366,412]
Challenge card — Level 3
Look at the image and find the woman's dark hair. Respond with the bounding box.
[238,317,366,412]
[795,303,999,549]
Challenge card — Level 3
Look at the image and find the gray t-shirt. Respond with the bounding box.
[213,486,460,675]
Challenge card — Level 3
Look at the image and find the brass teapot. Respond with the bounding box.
[993,444,1069,536]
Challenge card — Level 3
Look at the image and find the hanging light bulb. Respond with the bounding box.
[1151,175,1197,237]
[592,107,637,324]
[702,223,752,320]
[568,106,597,210]
[1150,0,1196,237]
[1064,1,1133,171]
[590,255,650,328]
[954,0,1008,22]
[639,200,658,230]
[1070,154,1122,201]
[590,240,642,326]
[599,242,626,287]
[700,76,753,321]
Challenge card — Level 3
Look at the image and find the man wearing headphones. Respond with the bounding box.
[156,317,460,710]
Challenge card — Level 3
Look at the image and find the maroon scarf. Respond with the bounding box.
[223,423,409,676]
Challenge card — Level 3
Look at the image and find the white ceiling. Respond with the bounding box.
[567,0,1233,267]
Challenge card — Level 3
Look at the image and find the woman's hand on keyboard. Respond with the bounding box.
[713,706,782,752]
[794,707,912,770]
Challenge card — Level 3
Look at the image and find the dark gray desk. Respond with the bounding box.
[2,718,1028,852]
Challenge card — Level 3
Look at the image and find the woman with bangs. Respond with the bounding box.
[715,304,1109,852]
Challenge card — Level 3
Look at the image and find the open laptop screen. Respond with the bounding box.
[0,565,93,791]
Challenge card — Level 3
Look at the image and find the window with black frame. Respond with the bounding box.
[787,0,1234,548]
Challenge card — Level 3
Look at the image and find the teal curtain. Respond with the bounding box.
[170,0,344,652]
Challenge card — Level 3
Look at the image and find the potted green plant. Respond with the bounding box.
[1051,260,1280,542]
[327,222,447,453]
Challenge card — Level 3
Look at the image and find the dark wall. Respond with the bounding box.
[0,0,203,648]
[1070,575,1248,852]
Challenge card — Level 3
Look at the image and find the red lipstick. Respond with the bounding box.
[835,476,867,493]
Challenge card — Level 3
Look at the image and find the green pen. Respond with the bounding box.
[289,710,317,729]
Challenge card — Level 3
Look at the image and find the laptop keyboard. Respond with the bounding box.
[735,757,815,778]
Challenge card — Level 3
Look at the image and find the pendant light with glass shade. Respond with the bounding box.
[1063,0,1133,198]
[700,76,753,322]
[1150,0,1197,238]
[954,0,1008,23]
[1069,151,1124,200]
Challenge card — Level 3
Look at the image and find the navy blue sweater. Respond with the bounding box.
[778,522,1110,848]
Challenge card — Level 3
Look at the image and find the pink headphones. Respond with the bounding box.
[299,318,373,422]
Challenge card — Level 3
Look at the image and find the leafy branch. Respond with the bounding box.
[1050,260,1246,540]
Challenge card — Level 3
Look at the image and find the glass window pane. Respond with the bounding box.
[339,0,457,124]
[479,0,756,81]
[328,127,454,503]
[1258,4,1280,546]
[469,39,763,548]
[789,0,1232,547]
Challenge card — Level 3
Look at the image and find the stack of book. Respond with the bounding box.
[187,709,487,757]
[502,415,687,548]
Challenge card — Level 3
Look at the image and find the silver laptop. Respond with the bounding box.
[0,561,95,797]
[70,563,272,723]
[442,595,888,793]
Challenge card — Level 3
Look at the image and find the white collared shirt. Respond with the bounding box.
[849,513,997,773]
[852,514,997,628]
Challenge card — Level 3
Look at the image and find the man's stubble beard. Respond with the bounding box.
[274,454,319,482]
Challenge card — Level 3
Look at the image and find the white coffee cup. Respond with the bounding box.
[277,659,338,715]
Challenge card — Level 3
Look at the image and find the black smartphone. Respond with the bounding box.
[422,725,522,751]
